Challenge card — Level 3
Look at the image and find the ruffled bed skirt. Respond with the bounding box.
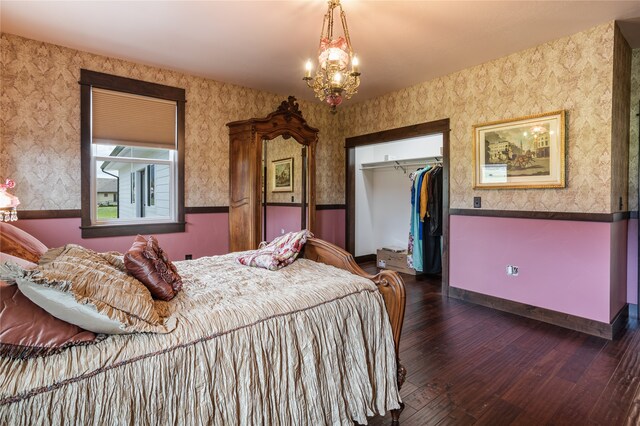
[1,288,400,425]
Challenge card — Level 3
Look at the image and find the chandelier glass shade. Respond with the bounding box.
[303,0,360,113]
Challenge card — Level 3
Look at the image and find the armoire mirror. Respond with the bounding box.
[262,136,309,242]
[227,97,319,252]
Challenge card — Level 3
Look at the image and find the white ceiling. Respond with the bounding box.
[1,1,640,103]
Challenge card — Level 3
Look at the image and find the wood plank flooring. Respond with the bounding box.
[359,263,640,425]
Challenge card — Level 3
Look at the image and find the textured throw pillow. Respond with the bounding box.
[237,230,313,271]
[0,222,48,263]
[124,235,183,301]
[1,252,37,270]
[3,244,176,335]
[0,280,99,359]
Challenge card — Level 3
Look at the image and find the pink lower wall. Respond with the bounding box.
[14,213,230,261]
[450,215,627,324]
[265,205,302,242]
[12,210,629,323]
[628,218,638,304]
[12,208,346,261]
[265,206,345,249]
[315,209,346,249]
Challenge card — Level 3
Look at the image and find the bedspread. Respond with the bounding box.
[0,253,401,425]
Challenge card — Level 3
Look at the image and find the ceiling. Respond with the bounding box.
[1,1,639,103]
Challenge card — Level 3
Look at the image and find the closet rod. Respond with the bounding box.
[360,157,441,173]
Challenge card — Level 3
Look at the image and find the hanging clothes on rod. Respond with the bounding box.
[407,164,431,272]
[407,162,443,274]
[423,165,443,274]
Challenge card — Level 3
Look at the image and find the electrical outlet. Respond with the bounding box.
[506,265,519,276]
[378,259,386,268]
[619,196,623,210]
[185,254,193,260]
[291,195,294,202]
[473,197,481,208]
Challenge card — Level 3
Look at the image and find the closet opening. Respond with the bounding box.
[345,119,451,290]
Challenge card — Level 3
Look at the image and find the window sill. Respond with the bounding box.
[80,222,186,238]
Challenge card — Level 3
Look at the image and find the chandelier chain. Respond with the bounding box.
[339,8,352,52]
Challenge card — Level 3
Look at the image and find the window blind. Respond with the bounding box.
[92,88,176,149]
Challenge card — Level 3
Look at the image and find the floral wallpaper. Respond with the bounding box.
[0,22,630,215]
[0,33,344,210]
[339,22,618,213]
[628,49,640,212]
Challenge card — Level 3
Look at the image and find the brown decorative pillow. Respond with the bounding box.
[0,222,48,264]
[124,235,183,301]
[0,280,99,359]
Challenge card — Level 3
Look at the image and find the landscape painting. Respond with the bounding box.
[473,111,565,189]
[272,157,293,192]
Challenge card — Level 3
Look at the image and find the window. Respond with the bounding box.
[80,70,185,238]
[98,147,170,220]
[147,165,155,207]
[130,172,135,204]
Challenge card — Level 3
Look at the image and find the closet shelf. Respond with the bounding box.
[360,156,441,173]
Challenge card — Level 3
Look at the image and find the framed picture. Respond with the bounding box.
[473,110,566,189]
[272,157,294,192]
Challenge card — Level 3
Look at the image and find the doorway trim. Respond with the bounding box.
[345,118,451,292]
[636,100,639,317]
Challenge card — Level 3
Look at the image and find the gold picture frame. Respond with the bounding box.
[271,157,294,192]
[473,110,566,189]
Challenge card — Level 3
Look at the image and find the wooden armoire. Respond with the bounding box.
[226,97,319,252]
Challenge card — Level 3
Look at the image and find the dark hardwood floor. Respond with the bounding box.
[359,262,640,426]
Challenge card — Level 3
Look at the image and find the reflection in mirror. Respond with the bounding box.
[262,136,307,242]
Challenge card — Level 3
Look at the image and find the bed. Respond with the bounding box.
[0,237,407,425]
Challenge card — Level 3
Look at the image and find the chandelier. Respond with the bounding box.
[0,178,19,222]
[303,0,360,114]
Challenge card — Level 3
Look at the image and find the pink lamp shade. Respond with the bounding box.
[318,37,350,70]
[0,179,20,222]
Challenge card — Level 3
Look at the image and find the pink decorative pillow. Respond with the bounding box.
[124,235,183,301]
[0,280,99,359]
[0,222,48,264]
[1,252,37,269]
[237,230,313,271]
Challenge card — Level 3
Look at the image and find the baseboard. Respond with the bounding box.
[611,306,629,339]
[354,254,376,264]
[448,287,628,340]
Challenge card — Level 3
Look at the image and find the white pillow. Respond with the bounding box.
[16,278,126,334]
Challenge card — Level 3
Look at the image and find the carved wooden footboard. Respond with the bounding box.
[302,237,407,425]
